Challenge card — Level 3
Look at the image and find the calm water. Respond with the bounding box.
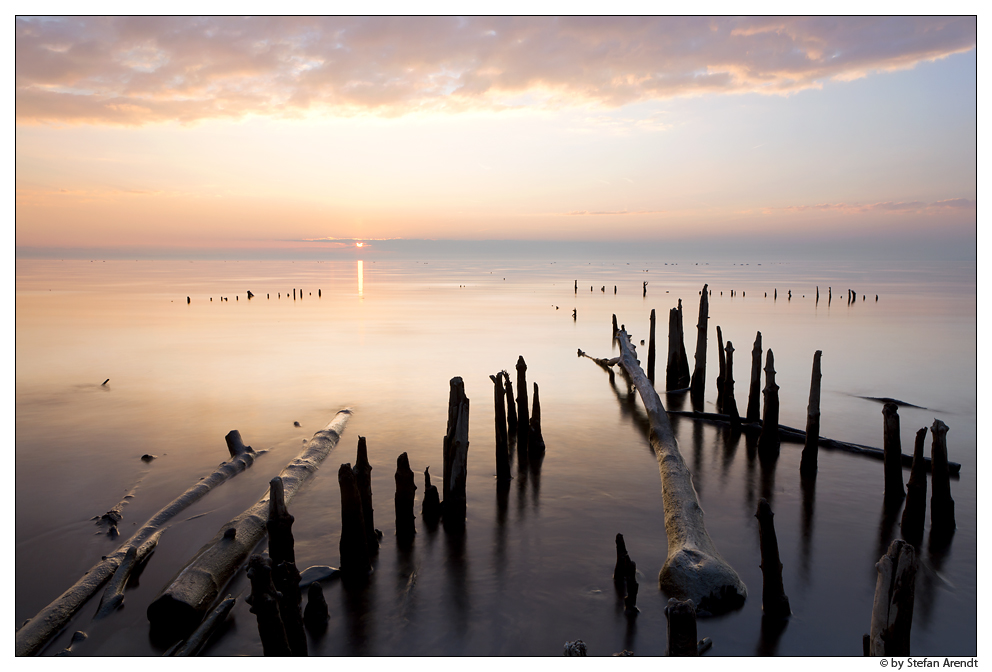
[15,257,976,656]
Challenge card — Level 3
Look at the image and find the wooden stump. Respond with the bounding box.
[613,533,628,588]
[882,403,906,501]
[689,284,709,406]
[867,539,916,656]
[442,376,471,526]
[666,598,698,656]
[666,307,680,390]
[900,428,929,546]
[648,308,657,384]
[353,437,379,553]
[757,350,780,460]
[504,374,518,435]
[722,341,740,428]
[303,583,329,635]
[715,326,726,412]
[624,559,639,614]
[755,499,790,618]
[338,463,371,579]
[529,382,546,457]
[490,373,511,485]
[394,452,417,543]
[421,467,441,525]
[266,477,306,656]
[746,332,762,423]
[799,351,822,478]
[676,299,691,388]
[929,419,955,537]
[245,555,291,657]
[515,357,529,458]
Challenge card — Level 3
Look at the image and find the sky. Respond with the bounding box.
[14,15,978,260]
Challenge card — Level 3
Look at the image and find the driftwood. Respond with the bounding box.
[799,350,822,478]
[54,630,87,657]
[490,373,511,484]
[715,326,726,412]
[755,499,790,618]
[612,328,747,613]
[746,332,762,422]
[689,284,708,405]
[867,539,916,656]
[267,477,306,656]
[757,350,780,460]
[394,452,417,543]
[338,463,371,579]
[577,348,619,368]
[929,419,955,536]
[245,555,291,656]
[442,376,471,526]
[722,341,740,428]
[172,594,237,656]
[16,430,262,657]
[421,467,441,524]
[900,428,929,546]
[95,528,164,619]
[145,410,351,640]
[353,437,379,553]
[529,382,546,456]
[882,403,906,501]
[666,598,698,656]
[515,357,529,458]
[648,309,657,384]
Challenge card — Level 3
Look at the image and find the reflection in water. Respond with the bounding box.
[721,425,741,482]
[692,420,704,494]
[623,611,638,653]
[394,539,418,625]
[529,451,544,509]
[917,528,955,628]
[756,614,789,656]
[443,529,469,637]
[744,431,758,510]
[357,260,364,296]
[875,495,904,576]
[799,476,816,588]
[342,573,377,655]
[495,484,509,578]
[758,445,779,504]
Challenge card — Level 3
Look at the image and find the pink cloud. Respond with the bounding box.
[15,16,976,125]
[773,198,975,215]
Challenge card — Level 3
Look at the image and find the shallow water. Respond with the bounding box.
[15,257,976,656]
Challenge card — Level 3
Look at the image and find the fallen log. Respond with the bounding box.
[94,528,164,619]
[16,430,262,657]
[172,594,237,656]
[611,328,747,613]
[146,410,351,641]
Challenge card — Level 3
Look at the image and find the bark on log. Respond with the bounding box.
[529,382,546,457]
[613,328,747,613]
[799,350,822,478]
[246,555,291,656]
[267,477,306,656]
[746,332,762,423]
[676,299,691,388]
[17,430,263,656]
[757,350,780,460]
[145,410,350,640]
[666,598,699,656]
[421,466,441,524]
[900,428,929,546]
[755,499,790,618]
[172,594,236,656]
[515,357,529,458]
[929,419,955,536]
[442,376,471,525]
[722,341,740,428]
[338,463,371,579]
[648,308,657,384]
[715,326,726,413]
[689,284,709,405]
[394,452,417,543]
[95,528,163,619]
[353,436,379,553]
[490,373,511,484]
[868,539,916,656]
[882,403,906,501]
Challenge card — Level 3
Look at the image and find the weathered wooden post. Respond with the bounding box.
[395,452,417,544]
[746,332,762,423]
[715,326,726,412]
[529,382,546,457]
[799,351,822,478]
[442,376,470,526]
[338,463,371,579]
[516,357,529,458]
[421,467,441,525]
[613,533,628,589]
[816,286,819,305]
[266,477,306,656]
[303,583,329,634]
[666,307,680,390]
[900,428,929,546]
[867,539,916,656]
[353,437,379,553]
[490,373,511,485]
[574,279,577,294]
[666,598,698,656]
[613,313,619,341]
[882,404,906,501]
[723,341,740,428]
[648,308,657,384]
[929,419,955,536]
[504,373,518,435]
[757,350,780,460]
[643,281,647,297]
[624,558,639,614]
[689,284,709,407]
[676,299,691,388]
[755,499,791,617]
[245,555,291,656]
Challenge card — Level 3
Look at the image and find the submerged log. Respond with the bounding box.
[17,429,264,656]
[613,327,747,613]
[421,467,441,524]
[746,332,762,423]
[245,555,291,657]
[757,350,780,460]
[882,403,906,501]
[689,285,709,405]
[95,528,163,619]
[145,410,351,641]
[722,341,740,428]
[353,437,379,553]
[515,357,529,458]
[490,373,511,484]
[648,308,657,384]
[900,428,929,546]
[267,477,306,656]
[715,326,726,412]
[755,499,790,618]
[172,594,237,656]
[867,539,916,656]
[529,382,546,457]
[929,419,955,536]
[338,463,371,579]
[666,598,698,656]
[394,452,417,543]
[442,376,471,525]
[799,351,822,478]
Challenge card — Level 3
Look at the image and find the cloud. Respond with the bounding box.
[563,209,664,216]
[770,198,976,215]
[15,16,976,125]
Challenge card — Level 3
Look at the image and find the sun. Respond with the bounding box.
[356,241,364,247]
